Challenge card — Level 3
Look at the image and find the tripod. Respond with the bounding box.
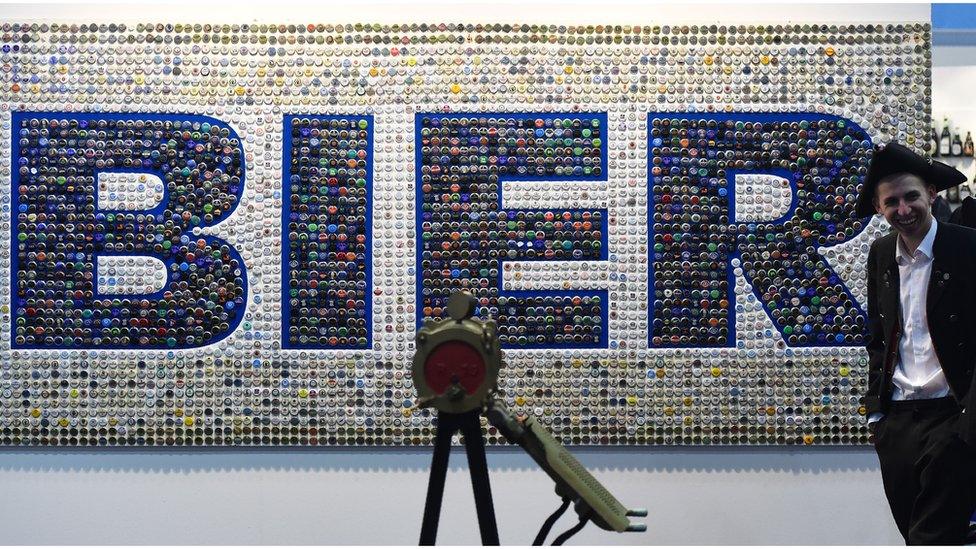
[418,409,500,545]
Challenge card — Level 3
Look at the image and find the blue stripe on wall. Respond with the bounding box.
[932,4,976,30]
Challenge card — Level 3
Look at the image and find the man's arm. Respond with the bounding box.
[960,232,976,420]
[863,240,885,422]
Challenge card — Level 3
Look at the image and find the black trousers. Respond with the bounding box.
[873,396,976,545]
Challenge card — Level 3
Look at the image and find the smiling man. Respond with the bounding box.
[857,142,976,545]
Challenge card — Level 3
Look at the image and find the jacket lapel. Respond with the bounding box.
[880,235,901,327]
[927,225,951,316]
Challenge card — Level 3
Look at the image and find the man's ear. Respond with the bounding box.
[927,184,938,204]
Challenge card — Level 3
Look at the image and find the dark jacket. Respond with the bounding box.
[862,221,976,445]
[933,195,953,224]
[949,196,976,230]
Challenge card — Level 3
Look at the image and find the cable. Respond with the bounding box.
[532,498,571,546]
[551,514,590,546]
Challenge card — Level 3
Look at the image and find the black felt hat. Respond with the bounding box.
[855,141,967,218]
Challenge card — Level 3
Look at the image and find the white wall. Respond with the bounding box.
[0,1,929,545]
[0,1,931,24]
[933,45,976,202]
[0,447,900,545]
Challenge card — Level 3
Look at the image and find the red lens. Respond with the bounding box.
[423,341,486,395]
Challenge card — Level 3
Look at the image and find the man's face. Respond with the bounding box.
[874,173,936,239]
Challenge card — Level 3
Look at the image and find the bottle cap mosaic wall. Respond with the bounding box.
[0,21,928,446]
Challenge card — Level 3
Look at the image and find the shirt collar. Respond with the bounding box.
[895,218,938,265]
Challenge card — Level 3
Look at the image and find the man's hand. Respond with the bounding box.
[867,413,885,443]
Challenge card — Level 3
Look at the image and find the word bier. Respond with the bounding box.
[12,111,870,351]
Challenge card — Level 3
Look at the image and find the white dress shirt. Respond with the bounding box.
[891,219,951,401]
[868,219,951,426]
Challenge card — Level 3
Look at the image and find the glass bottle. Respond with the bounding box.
[940,117,952,156]
[952,127,963,156]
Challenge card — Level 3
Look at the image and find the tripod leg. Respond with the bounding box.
[461,412,500,545]
[420,415,456,545]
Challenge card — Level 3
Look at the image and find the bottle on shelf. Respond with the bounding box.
[931,126,940,157]
[952,128,964,156]
[965,131,974,157]
[940,117,952,157]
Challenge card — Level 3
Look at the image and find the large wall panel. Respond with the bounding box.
[0,20,929,446]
